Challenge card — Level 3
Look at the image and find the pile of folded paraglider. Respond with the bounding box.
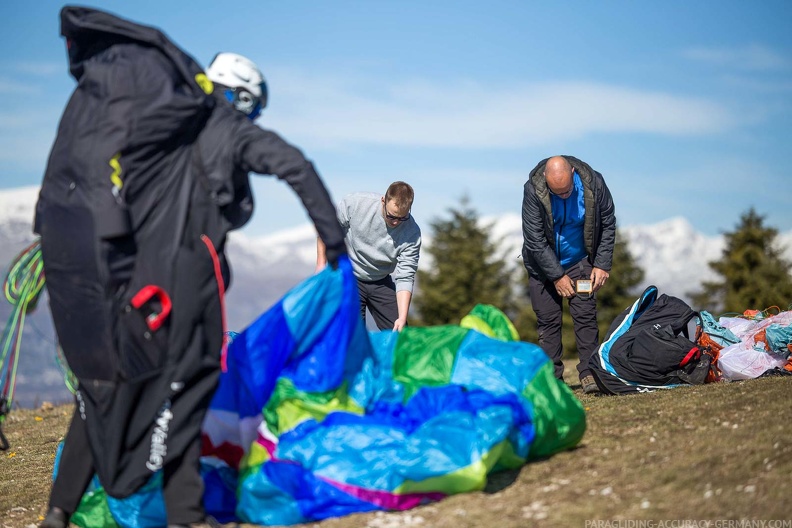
[58,257,586,527]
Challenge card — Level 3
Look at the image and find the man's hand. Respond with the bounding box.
[553,275,575,298]
[591,267,610,292]
[315,237,327,272]
[392,317,407,332]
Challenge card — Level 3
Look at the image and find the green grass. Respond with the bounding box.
[1,370,791,527]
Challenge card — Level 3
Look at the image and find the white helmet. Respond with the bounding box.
[206,52,268,119]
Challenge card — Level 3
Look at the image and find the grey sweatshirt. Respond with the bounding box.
[337,192,422,292]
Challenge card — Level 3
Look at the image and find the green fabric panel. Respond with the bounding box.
[492,439,527,471]
[460,304,519,342]
[71,488,118,528]
[263,378,363,437]
[392,326,468,400]
[522,362,586,459]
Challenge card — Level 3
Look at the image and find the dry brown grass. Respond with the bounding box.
[1,368,791,527]
[0,404,71,527]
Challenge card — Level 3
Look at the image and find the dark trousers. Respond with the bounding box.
[163,434,205,524]
[529,259,599,381]
[48,406,94,517]
[49,406,205,524]
[357,276,399,331]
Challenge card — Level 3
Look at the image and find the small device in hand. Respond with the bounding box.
[576,279,593,294]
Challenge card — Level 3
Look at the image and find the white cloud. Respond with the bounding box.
[0,78,30,93]
[264,70,740,150]
[682,44,790,72]
[0,62,63,94]
[720,74,792,94]
[0,110,58,170]
[14,61,64,76]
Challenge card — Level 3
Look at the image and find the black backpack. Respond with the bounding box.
[589,286,707,395]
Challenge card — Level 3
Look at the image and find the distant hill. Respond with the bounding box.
[2,186,791,407]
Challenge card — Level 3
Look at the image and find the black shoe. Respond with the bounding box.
[40,507,68,528]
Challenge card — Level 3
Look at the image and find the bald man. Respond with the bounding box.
[521,155,616,394]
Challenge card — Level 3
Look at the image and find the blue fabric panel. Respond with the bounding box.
[699,311,740,347]
[450,330,547,395]
[209,332,261,418]
[282,257,361,393]
[237,464,308,526]
[342,316,375,389]
[450,330,539,457]
[201,462,239,524]
[348,330,403,409]
[224,300,295,416]
[272,385,530,492]
[281,263,344,353]
[765,324,792,355]
[106,473,165,528]
[239,460,379,525]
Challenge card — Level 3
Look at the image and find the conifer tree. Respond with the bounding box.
[512,272,540,344]
[690,208,792,313]
[413,197,516,326]
[596,229,645,336]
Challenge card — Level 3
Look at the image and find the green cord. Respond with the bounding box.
[1,239,77,413]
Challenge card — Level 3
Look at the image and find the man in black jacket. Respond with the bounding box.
[38,7,345,528]
[521,156,616,394]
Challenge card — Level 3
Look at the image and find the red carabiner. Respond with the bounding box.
[130,285,172,332]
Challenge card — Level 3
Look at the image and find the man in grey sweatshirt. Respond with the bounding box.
[317,182,421,331]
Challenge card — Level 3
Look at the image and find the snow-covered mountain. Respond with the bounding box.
[482,213,769,301]
[0,188,321,407]
[1,187,790,407]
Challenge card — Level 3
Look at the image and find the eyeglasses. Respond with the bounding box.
[385,211,410,222]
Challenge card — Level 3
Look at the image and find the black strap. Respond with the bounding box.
[673,310,699,340]
[0,425,8,451]
[0,398,10,450]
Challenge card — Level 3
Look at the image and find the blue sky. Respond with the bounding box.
[2,1,791,237]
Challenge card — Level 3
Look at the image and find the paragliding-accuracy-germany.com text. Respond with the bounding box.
[584,520,792,528]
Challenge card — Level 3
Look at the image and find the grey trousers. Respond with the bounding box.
[528,259,599,381]
[357,276,400,331]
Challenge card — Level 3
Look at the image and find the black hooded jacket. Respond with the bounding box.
[521,155,616,282]
[34,6,344,498]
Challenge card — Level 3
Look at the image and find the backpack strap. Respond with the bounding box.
[673,310,702,367]
[671,308,700,340]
